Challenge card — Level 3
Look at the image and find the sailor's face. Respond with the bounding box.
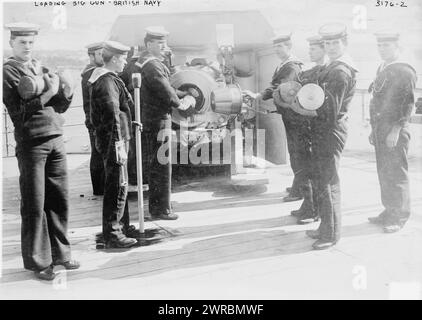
[94,49,104,66]
[114,53,127,73]
[309,44,325,63]
[274,41,290,60]
[10,35,35,61]
[148,39,168,57]
[377,41,399,62]
[324,38,346,61]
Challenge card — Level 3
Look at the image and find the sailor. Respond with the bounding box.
[291,35,327,224]
[3,22,79,280]
[81,42,105,196]
[287,24,358,249]
[244,33,304,202]
[89,40,138,248]
[120,28,191,188]
[367,32,417,233]
[121,26,195,220]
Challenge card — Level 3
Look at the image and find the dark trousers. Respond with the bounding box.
[16,135,71,271]
[88,129,105,195]
[144,116,172,215]
[312,119,348,242]
[101,140,130,240]
[373,123,411,224]
[295,122,316,214]
[282,109,310,196]
[127,126,149,186]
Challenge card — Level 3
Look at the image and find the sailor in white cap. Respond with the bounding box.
[295,23,358,250]
[81,42,105,197]
[306,35,326,67]
[367,32,417,233]
[245,32,305,202]
[288,35,328,225]
[3,22,79,280]
[119,26,196,221]
[88,40,139,248]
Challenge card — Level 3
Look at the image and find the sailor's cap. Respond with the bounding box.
[374,32,400,42]
[271,33,292,45]
[319,23,347,40]
[306,35,324,46]
[86,42,104,53]
[5,22,40,36]
[145,26,169,40]
[103,40,130,55]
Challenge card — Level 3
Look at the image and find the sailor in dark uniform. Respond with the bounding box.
[89,41,138,248]
[367,32,417,233]
[120,38,189,188]
[244,33,304,202]
[3,23,80,280]
[132,26,196,220]
[81,42,105,196]
[288,24,357,249]
[291,35,327,224]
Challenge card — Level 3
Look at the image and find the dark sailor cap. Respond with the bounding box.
[319,23,347,40]
[5,22,40,36]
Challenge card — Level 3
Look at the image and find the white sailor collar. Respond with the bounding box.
[88,67,115,84]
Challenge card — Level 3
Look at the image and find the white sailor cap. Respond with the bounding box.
[306,35,324,46]
[103,40,130,55]
[271,33,292,45]
[145,26,170,40]
[374,31,400,42]
[319,23,347,40]
[86,42,104,53]
[5,22,40,36]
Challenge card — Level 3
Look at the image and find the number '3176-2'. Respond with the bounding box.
[376,1,407,7]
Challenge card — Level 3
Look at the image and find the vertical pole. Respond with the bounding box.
[132,73,144,233]
[3,108,9,157]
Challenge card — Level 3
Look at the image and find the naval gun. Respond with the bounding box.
[109,10,277,177]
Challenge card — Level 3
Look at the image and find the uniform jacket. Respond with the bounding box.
[298,64,325,86]
[81,63,97,131]
[369,61,417,128]
[261,56,303,101]
[121,52,181,125]
[88,67,133,154]
[315,54,357,127]
[3,57,72,144]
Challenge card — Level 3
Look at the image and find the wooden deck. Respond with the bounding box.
[1,153,422,299]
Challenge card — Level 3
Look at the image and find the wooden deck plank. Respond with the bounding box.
[2,154,422,299]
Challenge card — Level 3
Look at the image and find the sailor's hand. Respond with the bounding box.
[385,126,401,149]
[242,89,261,101]
[132,121,143,132]
[368,130,374,145]
[115,141,127,165]
[57,69,74,98]
[178,96,196,118]
[44,73,60,96]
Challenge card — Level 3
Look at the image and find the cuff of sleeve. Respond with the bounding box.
[397,118,409,127]
[25,97,43,111]
[261,91,271,101]
[316,106,327,121]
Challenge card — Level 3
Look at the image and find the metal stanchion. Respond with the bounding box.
[132,73,165,245]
